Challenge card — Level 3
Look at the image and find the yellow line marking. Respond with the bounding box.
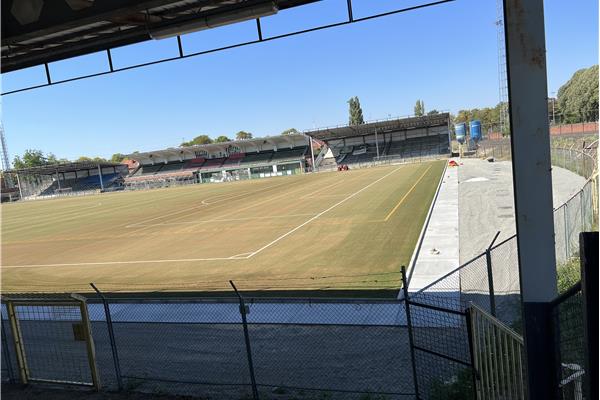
[384,165,433,222]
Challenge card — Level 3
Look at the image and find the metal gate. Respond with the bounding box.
[3,294,100,389]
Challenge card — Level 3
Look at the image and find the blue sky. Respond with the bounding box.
[1,0,598,161]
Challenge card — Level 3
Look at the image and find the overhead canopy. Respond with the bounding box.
[1,0,318,73]
[305,113,451,141]
[7,161,123,176]
[128,133,308,164]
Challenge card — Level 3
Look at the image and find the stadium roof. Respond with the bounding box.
[7,161,124,175]
[128,133,308,163]
[304,113,451,141]
[1,0,318,73]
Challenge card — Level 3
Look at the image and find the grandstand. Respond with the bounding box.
[123,114,451,190]
[5,161,128,200]
[306,113,451,168]
[124,134,309,188]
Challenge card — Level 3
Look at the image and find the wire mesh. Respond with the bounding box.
[414,349,474,400]
[553,290,586,400]
[247,300,414,397]
[555,205,569,265]
[458,254,492,314]
[105,299,252,397]
[12,302,93,385]
[489,237,522,331]
[1,309,15,383]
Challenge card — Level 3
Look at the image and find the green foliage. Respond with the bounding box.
[110,153,126,163]
[236,131,253,140]
[181,134,213,146]
[348,96,365,125]
[429,368,474,400]
[427,109,439,115]
[557,258,581,294]
[281,128,300,135]
[414,99,425,116]
[214,135,232,143]
[12,149,67,169]
[557,65,599,122]
[77,156,108,163]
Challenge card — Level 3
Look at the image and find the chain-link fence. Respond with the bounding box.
[552,285,585,400]
[2,292,418,399]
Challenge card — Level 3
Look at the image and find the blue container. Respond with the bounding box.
[469,120,482,142]
[455,123,466,144]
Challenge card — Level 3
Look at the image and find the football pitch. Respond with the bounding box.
[1,161,445,296]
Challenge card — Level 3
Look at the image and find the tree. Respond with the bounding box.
[414,100,425,116]
[347,97,365,125]
[13,149,49,169]
[281,128,300,135]
[110,153,126,163]
[557,65,599,123]
[181,135,213,146]
[235,131,253,140]
[77,156,108,163]
[427,109,440,115]
[214,135,232,143]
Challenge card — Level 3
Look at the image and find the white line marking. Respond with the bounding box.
[2,256,243,269]
[246,166,403,258]
[125,181,290,228]
[131,213,317,227]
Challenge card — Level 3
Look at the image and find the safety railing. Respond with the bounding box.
[468,303,525,400]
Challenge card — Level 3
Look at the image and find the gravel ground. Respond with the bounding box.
[458,159,586,262]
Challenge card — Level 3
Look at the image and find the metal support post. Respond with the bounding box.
[309,136,316,172]
[401,266,420,399]
[6,301,28,384]
[15,173,23,199]
[56,169,62,190]
[71,294,101,391]
[230,281,259,400]
[485,231,501,316]
[375,129,380,158]
[90,283,123,391]
[579,232,598,400]
[464,308,479,399]
[1,314,15,383]
[97,164,104,191]
[503,1,559,398]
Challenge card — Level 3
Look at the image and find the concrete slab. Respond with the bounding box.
[407,163,460,293]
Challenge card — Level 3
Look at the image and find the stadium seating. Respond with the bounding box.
[138,164,164,175]
[40,173,122,196]
[159,161,186,173]
[222,153,245,167]
[240,151,274,165]
[184,158,206,169]
[270,146,307,162]
[200,158,226,170]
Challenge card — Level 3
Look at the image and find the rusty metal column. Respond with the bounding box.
[503,1,558,398]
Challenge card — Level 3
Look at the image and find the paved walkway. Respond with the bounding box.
[406,162,460,293]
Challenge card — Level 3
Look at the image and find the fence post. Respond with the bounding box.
[464,308,479,399]
[401,266,420,399]
[90,283,123,391]
[230,281,259,400]
[579,232,598,400]
[6,301,28,384]
[564,202,570,260]
[0,311,15,383]
[580,190,585,232]
[485,231,501,317]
